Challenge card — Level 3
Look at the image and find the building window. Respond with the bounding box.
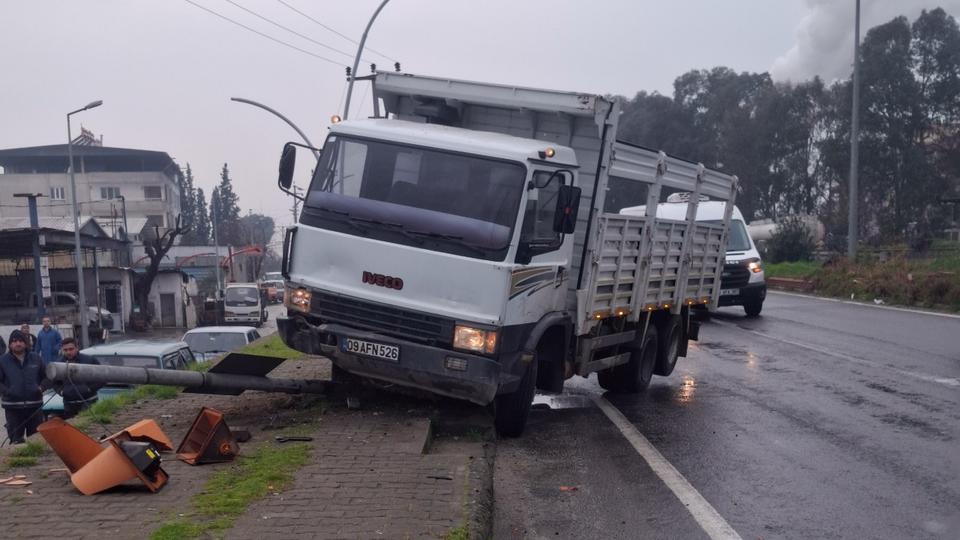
[143,186,163,200]
[50,186,66,200]
[145,214,165,228]
[100,187,121,200]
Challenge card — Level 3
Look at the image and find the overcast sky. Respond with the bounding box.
[2,0,958,233]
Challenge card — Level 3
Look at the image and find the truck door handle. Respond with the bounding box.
[282,226,298,280]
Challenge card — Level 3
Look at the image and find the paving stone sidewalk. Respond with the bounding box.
[0,355,491,539]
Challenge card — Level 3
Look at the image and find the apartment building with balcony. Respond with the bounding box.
[0,134,181,241]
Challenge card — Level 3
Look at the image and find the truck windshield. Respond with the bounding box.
[224,287,259,306]
[301,135,525,261]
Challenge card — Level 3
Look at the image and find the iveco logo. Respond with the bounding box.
[362,271,404,290]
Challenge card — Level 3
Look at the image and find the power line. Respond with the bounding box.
[221,0,367,63]
[182,0,345,67]
[275,0,397,64]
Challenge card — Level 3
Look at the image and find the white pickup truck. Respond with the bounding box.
[276,72,737,436]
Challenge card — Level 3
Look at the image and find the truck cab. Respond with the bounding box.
[278,119,580,411]
[223,283,266,327]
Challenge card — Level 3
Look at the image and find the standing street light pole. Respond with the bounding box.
[67,99,103,348]
[343,0,391,120]
[848,0,861,260]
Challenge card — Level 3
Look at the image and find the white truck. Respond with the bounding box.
[276,72,738,436]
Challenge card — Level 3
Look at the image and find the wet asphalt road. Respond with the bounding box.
[494,292,960,539]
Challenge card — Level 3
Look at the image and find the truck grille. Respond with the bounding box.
[721,263,751,289]
[310,291,454,346]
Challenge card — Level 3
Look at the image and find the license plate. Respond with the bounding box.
[720,288,740,296]
[340,337,399,362]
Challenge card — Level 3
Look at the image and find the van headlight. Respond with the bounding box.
[286,286,312,312]
[746,257,763,273]
[453,325,498,354]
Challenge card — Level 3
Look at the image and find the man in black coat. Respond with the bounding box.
[0,330,48,444]
[53,337,102,419]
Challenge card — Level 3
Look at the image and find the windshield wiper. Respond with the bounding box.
[313,206,371,235]
[347,216,430,245]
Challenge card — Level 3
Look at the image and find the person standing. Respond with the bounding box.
[19,323,37,352]
[36,317,62,364]
[0,330,48,444]
[53,338,101,419]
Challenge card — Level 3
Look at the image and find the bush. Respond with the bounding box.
[767,216,816,263]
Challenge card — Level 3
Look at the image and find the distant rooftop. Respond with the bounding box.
[0,143,176,176]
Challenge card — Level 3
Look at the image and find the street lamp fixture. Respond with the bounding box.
[68,99,104,348]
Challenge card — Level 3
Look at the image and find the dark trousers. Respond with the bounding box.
[63,397,97,420]
[4,406,43,443]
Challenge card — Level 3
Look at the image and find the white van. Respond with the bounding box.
[223,283,266,327]
[620,196,766,316]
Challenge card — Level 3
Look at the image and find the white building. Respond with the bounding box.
[0,136,181,241]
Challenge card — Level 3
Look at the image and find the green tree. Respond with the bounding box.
[239,213,275,278]
[192,187,211,245]
[213,163,242,245]
[178,163,200,244]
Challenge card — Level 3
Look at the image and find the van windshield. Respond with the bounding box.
[224,287,259,306]
[300,135,525,261]
[704,220,752,252]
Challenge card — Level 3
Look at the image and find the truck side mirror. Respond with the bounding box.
[553,185,581,234]
[278,143,296,190]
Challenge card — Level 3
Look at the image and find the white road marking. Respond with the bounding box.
[711,319,960,388]
[590,393,743,540]
[768,290,960,320]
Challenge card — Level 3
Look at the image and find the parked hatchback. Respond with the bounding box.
[42,340,196,416]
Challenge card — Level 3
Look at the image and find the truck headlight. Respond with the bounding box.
[453,325,497,354]
[286,286,312,313]
[747,258,763,273]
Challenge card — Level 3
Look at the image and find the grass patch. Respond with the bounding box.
[76,383,182,426]
[238,334,301,360]
[444,524,469,540]
[6,456,38,467]
[149,442,311,539]
[5,440,48,468]
[765,260,821,279]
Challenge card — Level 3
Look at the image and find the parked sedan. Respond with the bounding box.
[42,340,196,416]
[182,326,261,361]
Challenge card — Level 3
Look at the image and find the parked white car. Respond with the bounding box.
[182,325,262,361]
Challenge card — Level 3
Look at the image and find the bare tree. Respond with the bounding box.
[133,215,189,324]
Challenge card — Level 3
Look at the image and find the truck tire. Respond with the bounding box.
[654,316,681,377]
[494,357,538,438]
[743,299,763,317]
[597,327,658,393]
[621,327,658,393]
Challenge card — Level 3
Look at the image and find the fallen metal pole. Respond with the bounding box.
[46,362,330,396]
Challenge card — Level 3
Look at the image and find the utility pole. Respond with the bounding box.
[291,185,303,222]
[212,200,222,299]
[847,0,861,260]
[14,193,46,320]
[67,99,103,348]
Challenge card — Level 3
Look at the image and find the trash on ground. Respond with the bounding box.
[274,436,313,443]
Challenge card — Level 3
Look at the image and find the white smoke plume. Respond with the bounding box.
[771,0,960,83]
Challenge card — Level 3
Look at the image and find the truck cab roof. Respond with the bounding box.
[331,119,578,168]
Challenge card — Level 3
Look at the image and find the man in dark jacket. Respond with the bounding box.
[0,330,48,444]
[19,323,37,352]
[53,337,102,418]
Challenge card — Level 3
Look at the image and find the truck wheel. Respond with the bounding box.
[621,327,658,393]
[654,316,681,377]
[494,357,538,438]
[743,299,763,317]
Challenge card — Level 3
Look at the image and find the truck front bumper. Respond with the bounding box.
[278,316,501,406]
